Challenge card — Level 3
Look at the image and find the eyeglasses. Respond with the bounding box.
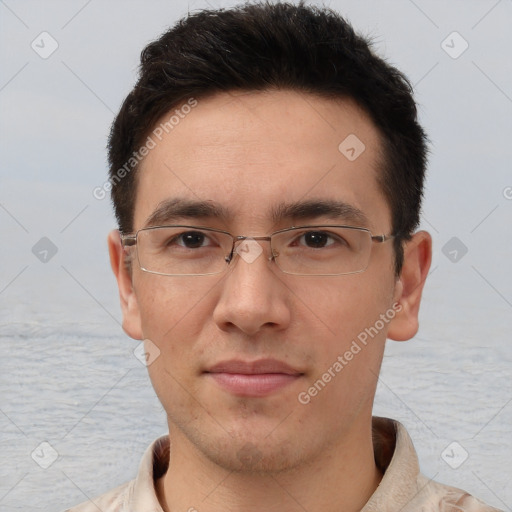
[120,225,396,276]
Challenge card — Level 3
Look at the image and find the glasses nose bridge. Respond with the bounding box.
[228,234,275,263]
[234,235,272,242]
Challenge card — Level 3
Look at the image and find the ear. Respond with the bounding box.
[108,230,143,340]
[387,230,432,341]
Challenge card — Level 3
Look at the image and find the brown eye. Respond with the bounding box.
[302,232,331,248]
[177,231,208,248]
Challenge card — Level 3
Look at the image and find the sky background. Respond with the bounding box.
[0,0,511,510]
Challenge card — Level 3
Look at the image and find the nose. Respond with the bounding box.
[212,238,291,336]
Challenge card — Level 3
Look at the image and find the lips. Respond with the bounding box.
[205,359,304,397]
[207,358,302,375]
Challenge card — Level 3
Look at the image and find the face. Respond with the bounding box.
[110,90,427,473]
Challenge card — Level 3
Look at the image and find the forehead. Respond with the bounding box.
[134,90,389,232]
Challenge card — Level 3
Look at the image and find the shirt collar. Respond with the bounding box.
[362,417,420,511]
[130,417,419,511]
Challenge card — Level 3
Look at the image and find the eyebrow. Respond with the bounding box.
[271,199,369,227]
[144,198,231,227]
[143,198,369,228]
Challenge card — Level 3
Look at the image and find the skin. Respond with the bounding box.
[108,90,432,512]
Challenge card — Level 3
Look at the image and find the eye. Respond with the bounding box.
[174,231,212,249]
[300,231,332,248]
[296,231,344,249]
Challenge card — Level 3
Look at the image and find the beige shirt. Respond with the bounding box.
[66,417,501,512]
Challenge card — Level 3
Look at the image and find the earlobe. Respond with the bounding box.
[387,230,432,342]
[107,230,143,340]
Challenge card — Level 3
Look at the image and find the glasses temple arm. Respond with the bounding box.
[120,235,137,247]
[371,233,398,243]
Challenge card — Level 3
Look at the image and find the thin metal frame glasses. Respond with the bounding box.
[120,225,396,277]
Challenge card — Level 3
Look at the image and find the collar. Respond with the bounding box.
[129,417,419,511]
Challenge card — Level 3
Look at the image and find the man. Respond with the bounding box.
[69,2,500,511]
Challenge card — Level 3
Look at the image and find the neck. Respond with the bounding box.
[156,417,382,512]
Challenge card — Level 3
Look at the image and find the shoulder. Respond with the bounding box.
[412,474,503,512]
[369,418,502,512]
[64,480,133,512]
[63,434,168,512]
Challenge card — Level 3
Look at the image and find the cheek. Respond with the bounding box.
[293,274,394,392]
[134,274,224,385]
[301,281,389,408]
[293,275,387,341]
[137,278,211,414]
[135,274,210,338]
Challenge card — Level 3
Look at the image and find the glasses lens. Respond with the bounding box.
[136,227,232,275]
[272,226,372,275]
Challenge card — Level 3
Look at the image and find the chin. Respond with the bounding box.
[174,413,309,474]
[205,436,306,475]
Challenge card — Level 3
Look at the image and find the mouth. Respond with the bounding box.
[204,359,305,397]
